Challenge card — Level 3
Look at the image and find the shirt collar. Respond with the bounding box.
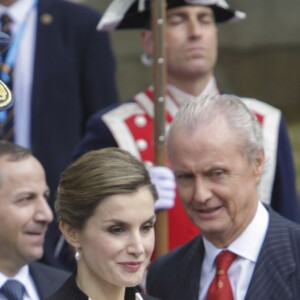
[0,265,29,287]
[203,202,269,272]
[0,0,36,29]
[200,76,219,96]
[0,264,39,300]
[229,202,269,262]
[167,76,219,107]
[167,84,196,107]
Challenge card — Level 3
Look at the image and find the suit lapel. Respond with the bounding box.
[245,209,296,300]
[32,0,58,108]
[29,262,53,299]
[173,237,204,300]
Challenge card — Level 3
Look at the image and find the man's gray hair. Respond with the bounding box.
[167,94,264,161]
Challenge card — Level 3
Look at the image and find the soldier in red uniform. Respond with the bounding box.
[72,0,298,257]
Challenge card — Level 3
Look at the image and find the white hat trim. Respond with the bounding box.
[97,0,136,31]
[229,10,247,23]
[186,0,229,8]
[97,0,246,31]
[186,0,246,22]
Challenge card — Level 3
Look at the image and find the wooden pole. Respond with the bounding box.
[151,0,168,257]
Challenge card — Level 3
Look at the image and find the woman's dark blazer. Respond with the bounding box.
[45,274,160,300]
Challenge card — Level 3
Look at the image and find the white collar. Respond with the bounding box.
[203,202,269,272]
[0,264,38,300]
[167,84,196,107]
[0,0,36,30]
[167,76,219,107]
[200,76,219,96]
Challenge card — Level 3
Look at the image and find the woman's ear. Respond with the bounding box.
[140,29,153,55]
[59,221,81,249]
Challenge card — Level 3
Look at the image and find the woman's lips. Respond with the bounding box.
[119,261,143,272]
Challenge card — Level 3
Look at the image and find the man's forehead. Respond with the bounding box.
[167,5,214,16]
[0,156,41,179]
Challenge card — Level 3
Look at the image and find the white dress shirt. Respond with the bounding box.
[0,0,37,148]
[198,202,269,300]
[0,265,40,300]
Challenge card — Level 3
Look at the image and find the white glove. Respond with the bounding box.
[148,166,176,211]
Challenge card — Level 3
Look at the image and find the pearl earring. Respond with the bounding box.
[75,249,81,261]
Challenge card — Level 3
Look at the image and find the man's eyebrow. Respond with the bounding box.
[167,11,188,18]
[196,12,215,19]
[174,170,194,176]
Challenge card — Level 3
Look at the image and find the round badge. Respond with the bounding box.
[0,80,13,111]
[40,13,53,25]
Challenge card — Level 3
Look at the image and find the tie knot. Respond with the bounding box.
[216,250,237,274]
[0,279,25,300]
[1,14,13,34]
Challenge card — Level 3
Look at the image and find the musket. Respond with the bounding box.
[151,0,169,256]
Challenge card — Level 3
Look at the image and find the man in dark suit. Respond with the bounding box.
[0,141,69,299]
[0,0,119,268]
[146,94,300,300]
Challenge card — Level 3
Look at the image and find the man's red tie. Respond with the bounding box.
[206,250,237,300]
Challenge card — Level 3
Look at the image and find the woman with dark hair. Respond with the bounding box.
[47,148,159,300]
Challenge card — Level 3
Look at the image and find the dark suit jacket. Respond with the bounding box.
[31,0,118,268]
[146,208,300,300]
[33,0,118,209]
[29,261,69,299]
[46,273,160,300]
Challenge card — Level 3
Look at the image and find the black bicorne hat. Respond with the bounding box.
[97,0,246,31]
